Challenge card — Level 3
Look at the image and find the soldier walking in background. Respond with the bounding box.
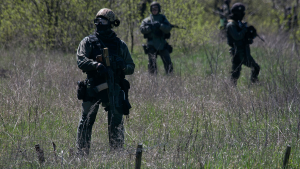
[76,8,135,155]
[219,0,231,31]
[226,3,260,86]
[139,0,153,19]
[140,1,173,75]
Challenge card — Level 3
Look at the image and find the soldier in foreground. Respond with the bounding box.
[140,1,173,75]
[226,3,260,86]
[76,8,135,155]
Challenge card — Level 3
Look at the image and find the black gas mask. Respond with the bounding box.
[235,11,245,21]
[94,17,111,32]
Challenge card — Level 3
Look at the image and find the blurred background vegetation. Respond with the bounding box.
[1,1,300,168]
[1,0,299,52]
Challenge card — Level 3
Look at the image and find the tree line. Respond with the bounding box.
[0,0,299,52]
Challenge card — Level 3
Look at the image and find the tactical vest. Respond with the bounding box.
[87,33,123,85]
[226,19,243,48]
[143,14,171,40]
[88,33,121,63]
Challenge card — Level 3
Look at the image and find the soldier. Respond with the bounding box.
[226,3,260,86]
[285,7,292,31]
[139,0,153,19]
[219,0,231,30]
[76,8,135,155]
[140,1,173,75]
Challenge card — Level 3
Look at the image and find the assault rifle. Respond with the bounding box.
[170,24,186,30]
[102,48,116,114]
[238,21,265,43]
[145,22,186,30]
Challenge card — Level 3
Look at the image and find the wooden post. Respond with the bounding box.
[283,145,291,169]
[135,143,143,169]
[35,144,45,164]
[52,142,57,162]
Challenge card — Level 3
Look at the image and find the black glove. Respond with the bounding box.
[152,21,161,29]
[116,57,126,70]
[245,26,257,44]
[247,26,257,39]
[96,63,107,76]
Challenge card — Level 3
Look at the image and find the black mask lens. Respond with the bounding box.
[94,18,109,25]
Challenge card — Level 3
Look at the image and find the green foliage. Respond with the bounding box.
[2,0,299,51]
[0,0,217,51]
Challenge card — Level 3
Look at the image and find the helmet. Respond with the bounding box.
[231,3,245,14]
[150,2,161,13]
[95,8,120,28]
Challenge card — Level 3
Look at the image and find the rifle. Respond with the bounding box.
[145,22,186,30]
[170,24,186,30]
[103,48,116,114]
[238,21,265,43]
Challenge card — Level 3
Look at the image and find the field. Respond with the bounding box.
[1,33,300,168]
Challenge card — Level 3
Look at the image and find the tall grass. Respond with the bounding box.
[0,32,300,168]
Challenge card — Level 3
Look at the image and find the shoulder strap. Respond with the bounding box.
[88,34,106,49]
[227,19,237,25]
[116,38,122,57]
[161,14,167,22]
[89,33,123,58]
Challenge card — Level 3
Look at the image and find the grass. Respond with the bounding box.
[1,33,300,168]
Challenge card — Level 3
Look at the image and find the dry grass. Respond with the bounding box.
[0,33,300,168]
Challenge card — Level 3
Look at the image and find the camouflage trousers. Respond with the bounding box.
[230,49,260,85]
[148,47,173,74]
[77,97,124,155]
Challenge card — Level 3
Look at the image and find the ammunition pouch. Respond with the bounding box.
[77,80,87,101]
[120,79,131,115]
[85,77,109,103]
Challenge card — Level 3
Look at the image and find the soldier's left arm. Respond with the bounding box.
[120,40,135,75]
[160,15,172,34]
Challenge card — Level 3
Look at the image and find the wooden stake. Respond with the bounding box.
[35,144,45,164]
[135,143,143,169]
[52,142,57,162]
[283,145,291,169]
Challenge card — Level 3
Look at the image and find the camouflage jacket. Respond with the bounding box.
[140,14,172,50]
[77,32,135,76]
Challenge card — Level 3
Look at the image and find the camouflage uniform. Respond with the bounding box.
[140,2,173,74]
[226,3,260,85]
[76,9,135,154]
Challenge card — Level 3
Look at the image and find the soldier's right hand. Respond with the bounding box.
[152,21,161,29]
[96,63,107,76]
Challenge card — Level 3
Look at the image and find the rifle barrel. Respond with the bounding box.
[171,24,186,30]
[257,34,265,42]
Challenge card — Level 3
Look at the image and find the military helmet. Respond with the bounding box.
[95,8,120,28]
[150,1,161,13]
[231,3,245,14]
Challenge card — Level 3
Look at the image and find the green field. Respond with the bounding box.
[1,35,300,168]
